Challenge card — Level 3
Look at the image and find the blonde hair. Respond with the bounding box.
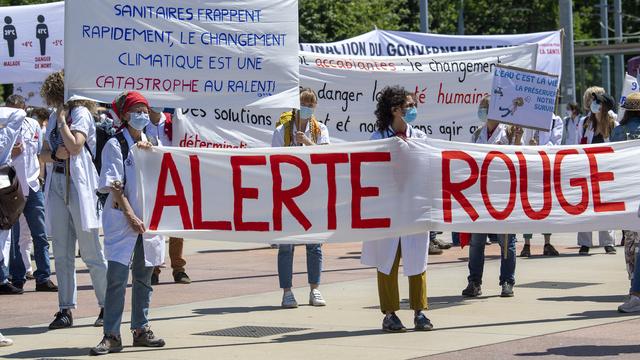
[582,86,605,112]
[300,87,318,105]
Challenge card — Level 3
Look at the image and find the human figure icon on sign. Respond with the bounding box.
[499,97,525,118]
[36,15,48,56]
[3,16,17,57]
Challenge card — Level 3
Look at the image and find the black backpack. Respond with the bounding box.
[86,130,129,208]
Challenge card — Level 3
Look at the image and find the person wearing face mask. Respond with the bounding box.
[90,91,166,355]
[39,70,108,330]
[272,88,329,309]
[463,95,518,298]
[561,102,581,145]
[576,90,618,255]
[361,85,433,333]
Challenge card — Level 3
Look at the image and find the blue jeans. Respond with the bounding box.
[468,233,517,285]
[452,232,460,246]
[49,172,107,309]
[277,244,322,289]
[10,188,51,285]
[103,236,154,336]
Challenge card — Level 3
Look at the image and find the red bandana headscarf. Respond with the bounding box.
[111,91,149,120]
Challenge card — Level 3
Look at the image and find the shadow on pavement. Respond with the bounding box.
[436,310,627,331]
[197,247,273,254]
[538,295,627,303]
[2,347,90,358]
[193,306,283,315]
[516,344,640,357]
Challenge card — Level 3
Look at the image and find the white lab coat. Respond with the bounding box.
[0,108,26,266]
[471,123,510,145]
[360,125,429,276]
[145,112,172,146]
[577,114,619,144]
[43,107,101,233]
[98,129,164,267]
[13,117,43,196]
[523,115,564,146]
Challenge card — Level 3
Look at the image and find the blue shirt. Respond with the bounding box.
[611,116,640,142]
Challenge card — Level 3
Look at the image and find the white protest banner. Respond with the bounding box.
[300,29,562,76]
[488,65,558,131]
[12,82,46,108]
[174,43,538,147]
[64,0,299,109]
[619,73,639,119]
[135,138,640,243]
[0,1,63,84]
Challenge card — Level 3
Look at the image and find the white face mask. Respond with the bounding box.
[477,108,488,122]
[590,102,601,114]
[128,112,150,131]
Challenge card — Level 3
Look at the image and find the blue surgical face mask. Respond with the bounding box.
[403,107,418,123]
[299,106,314,119]
[128,112,150,131]
[590,101,601,114]
[477,108,489,122]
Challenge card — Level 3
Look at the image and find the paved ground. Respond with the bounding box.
[1,232,639,359]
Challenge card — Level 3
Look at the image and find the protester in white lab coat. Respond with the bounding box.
[0,108,23,345]
[0,107,27,297]
[561,102,581,145]
[577,90,619,255]
[39,70,108,330]
[361,85,433,333]
[519,115,563,258]
[5,95,58,292]
[464,95,518,298]
[90,91,166,356]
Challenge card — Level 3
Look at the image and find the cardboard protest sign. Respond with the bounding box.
[0,1,63,84]
[134,137,640,242]
[488,65,559,131]
[174,44,538,147]
[64,0,300,109]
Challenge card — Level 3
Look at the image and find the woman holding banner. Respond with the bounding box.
[463,95,517,298]
[576,89,618,255]
[39,70,108,330]
[90,91,166,356]
[272,88,329,309]
[361,85,433,333]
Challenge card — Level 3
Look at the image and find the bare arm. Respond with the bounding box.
[56,109,87,156]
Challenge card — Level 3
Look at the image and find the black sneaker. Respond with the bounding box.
[500,283,514,297]
[579,246,590,255]
[382,313,406,333]
[36,279,58,292]
[414,311,434,331]
[90,334,123,356]
[49,309,73,330]
[519,244,531,257]
[543,244,560,256]
[605,246,617,254]
[151,273,159,286]
[133,327,165,347]
[0,283,24,295]
[94,308,104,327]
[173,271,191,284]
[10,282,24,290]
[461,282,482,297]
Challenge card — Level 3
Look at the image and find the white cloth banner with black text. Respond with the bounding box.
[134,138,640,243]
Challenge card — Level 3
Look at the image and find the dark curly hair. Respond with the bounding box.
[374,85,411,133]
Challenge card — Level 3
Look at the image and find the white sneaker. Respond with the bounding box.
[0,333,13,347]
[618,295,640,313]
[281,290,298,308]
[309,289,326,306]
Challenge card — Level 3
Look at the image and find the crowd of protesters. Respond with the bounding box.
[1,69,640,353]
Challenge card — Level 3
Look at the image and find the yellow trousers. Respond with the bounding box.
[377,244,427,313]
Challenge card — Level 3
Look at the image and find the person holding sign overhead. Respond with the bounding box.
[272,88,329,309]
[361,85,433,333]
[90,91,166,356]
[464,95,518,298]
[576,89,618,255]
